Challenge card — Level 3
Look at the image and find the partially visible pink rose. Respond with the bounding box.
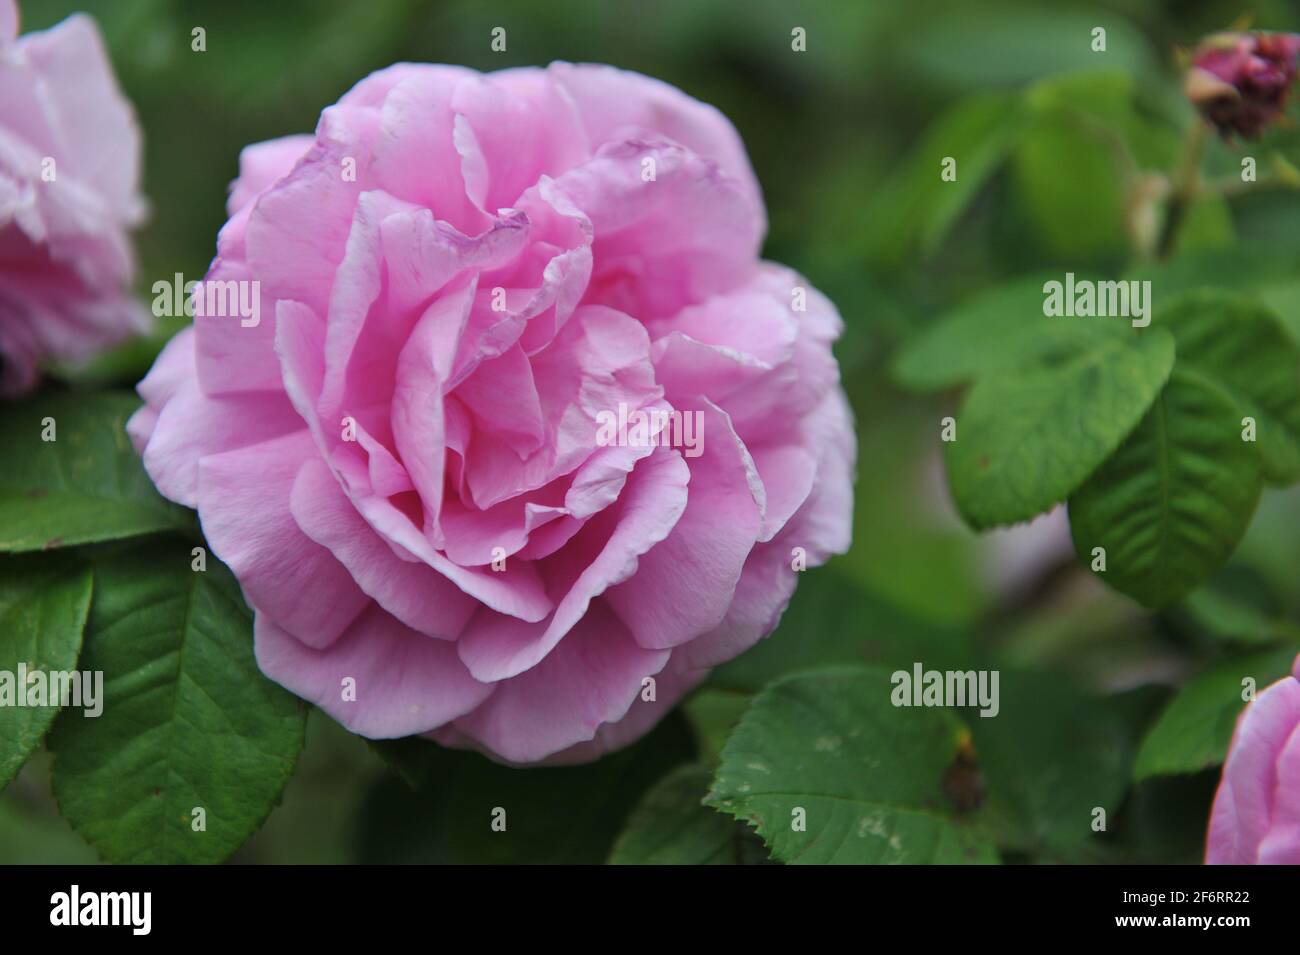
[1205,660,1300,864]
[129,62,855,764]
[0,0,147,396]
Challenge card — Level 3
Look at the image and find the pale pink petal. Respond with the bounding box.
[350,490,553,623]
[18,14,142,223]
[549,61,764,226]
[1207,676,1300,864]
[451,69,589,213]
[390,279,472,537]
[456,447,689,682]
[538,653,709,765]
[227,134,313,216]
[1,1,16,41]
[545,140,761,320]
[197,431,369,649]
[460,303,661,510]
[606,402,761,650]
[242,111,372,318]
[678,389,855,669]
[1257,721,1300,864]
[134,321,302,508]
[290,458,476,640]
[194,255,279,395]
[368,69,485,234]
[255,603,493,738]
[380,206,529,318]
[450,600,669,763]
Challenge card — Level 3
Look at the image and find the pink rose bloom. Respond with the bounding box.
[129,61,854,764]
[0,0,148,396]
[1205,661,1300,864]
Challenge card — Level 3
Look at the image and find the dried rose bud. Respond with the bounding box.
[1185,31,1300,139]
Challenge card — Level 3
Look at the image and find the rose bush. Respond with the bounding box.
[129,61,854,764]
[1206,661,1300,864]
[0,0,147,396]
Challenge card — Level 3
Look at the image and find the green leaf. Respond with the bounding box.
[0,554,92,790]
[48,540,306,863]
[1127,242,1300,300]
[1133,649,1298,781]
[0,391,192,552]
[1176,565,1300,647]
[1154,290,1300,484]
[608,764,766,865]
[893,272,1115,392]
[1069,370,1263,608]
[705,666,997,864]
[946,328,1175,528]
[865,93,1022,269]
[361,713,695,864]
[967,669,1137,859]
[1006,73,1179,266]
[1012,101,1129,267]
[913,97,1020,256]
[1256,279,1300,345]
[1022,70,1179,170]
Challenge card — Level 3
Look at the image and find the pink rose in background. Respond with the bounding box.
[130,61,854,764]
[1205,661,1300,864]
[0,0,148,396]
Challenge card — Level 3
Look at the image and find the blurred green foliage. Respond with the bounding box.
[7,0,1300,863]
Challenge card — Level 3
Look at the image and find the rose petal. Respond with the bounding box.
[290,458,476,640]
[255,603,493,738]
[450,600,669,763]
[197,431,369,649]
